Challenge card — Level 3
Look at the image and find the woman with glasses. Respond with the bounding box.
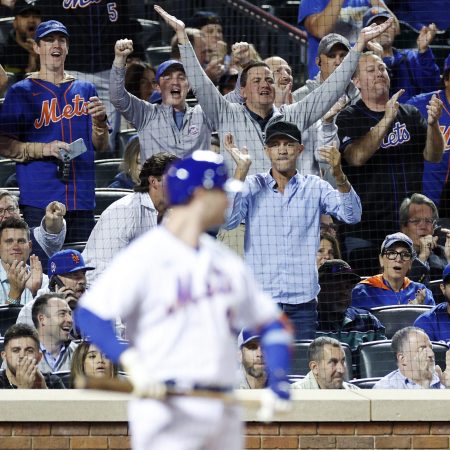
[351,232,435,310]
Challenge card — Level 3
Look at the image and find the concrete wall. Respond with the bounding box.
[1,390,450,449]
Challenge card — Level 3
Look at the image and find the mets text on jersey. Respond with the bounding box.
[34,95,89,129]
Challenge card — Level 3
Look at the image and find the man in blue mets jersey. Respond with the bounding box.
[0,20,109,242]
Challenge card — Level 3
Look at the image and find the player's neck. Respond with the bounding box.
[164,209,203,248]
[38,68,65,85]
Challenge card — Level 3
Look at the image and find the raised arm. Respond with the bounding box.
[423,94,444,163]
[303,0,345,39]
[110,39,156,130]
[342,89,404,166]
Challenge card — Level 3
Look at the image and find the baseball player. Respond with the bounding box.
[0,20,109,242]
[75,151,293,450]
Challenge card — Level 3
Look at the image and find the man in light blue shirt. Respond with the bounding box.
[374,326,448,389]
[223,121,362,340]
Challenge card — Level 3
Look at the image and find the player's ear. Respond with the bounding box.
[309,360,319,374]
[33,40,40,55]
[155,84,161,94]
[36,350,43,364]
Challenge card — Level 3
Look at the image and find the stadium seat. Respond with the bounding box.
[0,305,23,336]
[356,340,448,378]
[62,242,87,253]
[95,159,122,188]
[292,340,353,379]
[115,129,137,159]
[134,18,163,51]
[371,305,433,339]
[94,188,131,216]
[288,374,305,384]
[53,371,72,389]
[145,46,171,68]
[348,377,381,389]
[0,159,15,187]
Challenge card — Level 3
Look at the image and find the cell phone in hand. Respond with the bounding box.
[59,138,87,162]
[49,275,65,292]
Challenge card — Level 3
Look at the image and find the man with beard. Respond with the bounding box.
[236,329,267,389]
[414,265,450,344]
[31,293,77,373]
[374,326,449,388]
[291,336,359,390]
[0,0,41,80]
[0,323,65,388]
[317,259,386,352]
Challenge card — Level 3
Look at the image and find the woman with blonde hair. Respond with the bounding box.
[109,136,141,189]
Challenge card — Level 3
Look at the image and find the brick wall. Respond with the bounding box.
[1,422,450,449]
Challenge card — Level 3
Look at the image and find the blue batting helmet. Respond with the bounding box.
[165,150,239,206]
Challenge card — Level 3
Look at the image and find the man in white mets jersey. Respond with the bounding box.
[75,150,293,450]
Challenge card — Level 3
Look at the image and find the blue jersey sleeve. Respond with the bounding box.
[298,0,327,26]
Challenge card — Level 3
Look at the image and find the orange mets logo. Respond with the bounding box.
[34,95,89,129]
[71,253,80,265]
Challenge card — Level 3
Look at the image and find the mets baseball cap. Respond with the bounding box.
[317,33,351,56]
[319,259,361,283]
[443,264,450,284]
[48,249,94,276]
[155,60,184,83]
[14,0,40,16]
[237,329,260,348]
[264,121,302,145]
[165,150,242,206]
[380,232,414,254]
[35,20,69,41]
[363,7,392,28]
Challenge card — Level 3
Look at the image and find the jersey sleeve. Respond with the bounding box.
[298,0,327,26]
[0,85,30,140]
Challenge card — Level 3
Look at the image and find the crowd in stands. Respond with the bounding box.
[0,0,447,390]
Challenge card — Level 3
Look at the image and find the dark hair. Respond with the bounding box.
[0,216,30,240]
[31,293,66,328]
[70,340,119,385]
[134,152,180,193]
[319,231,341,260]
[125,62,155,99]
[308,336,342,363]
[240,61,270,87]
[4,323,40,349]
[391,326,425,355]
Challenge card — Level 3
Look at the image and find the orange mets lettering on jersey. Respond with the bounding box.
[440,125,450,150]
[34,95,88,129]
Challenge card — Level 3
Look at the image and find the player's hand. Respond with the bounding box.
[231,42,251,68]
[426,94,443,126]
[114,39,133,67]
[204,58,226,83]
[384,89,404,123]
[418,234,437,262]
[25,255,43,297]
[87,96,107,123]
[56,286,78,308]
[366,40,383,57]
[323,96,348,123]
[15,356,39,389]
[43,140,70,160]
[224,132,251,177]
[5,260,30,301]
[154,5,187,44]
[209,40,228,61]
[355,17,394,52]
[318,144,341,170]
[120,348,167,399]
[257,388,292,422]
[44,201,66,234]
[417,23,437,52]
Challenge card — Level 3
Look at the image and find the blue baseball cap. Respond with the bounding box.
[35,20,69,41]
[155,60,184,83]
[363,7,391,28]
[381,232,414,254]
[238,329,260,348]
[165,150,242,206]
[443,264,450,283]
[444,54,450,73]
[48,249,94,276]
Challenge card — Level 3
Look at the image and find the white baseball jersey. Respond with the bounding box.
[79,226,280,387]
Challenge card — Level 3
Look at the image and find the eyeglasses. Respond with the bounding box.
[0,206,17,216]
[383,250,413,261]
[407,218,435,226]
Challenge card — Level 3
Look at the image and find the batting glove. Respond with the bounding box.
[257,382,292,422]
[120,348,167,399]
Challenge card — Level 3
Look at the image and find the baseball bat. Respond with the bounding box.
[75,375,239,402]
